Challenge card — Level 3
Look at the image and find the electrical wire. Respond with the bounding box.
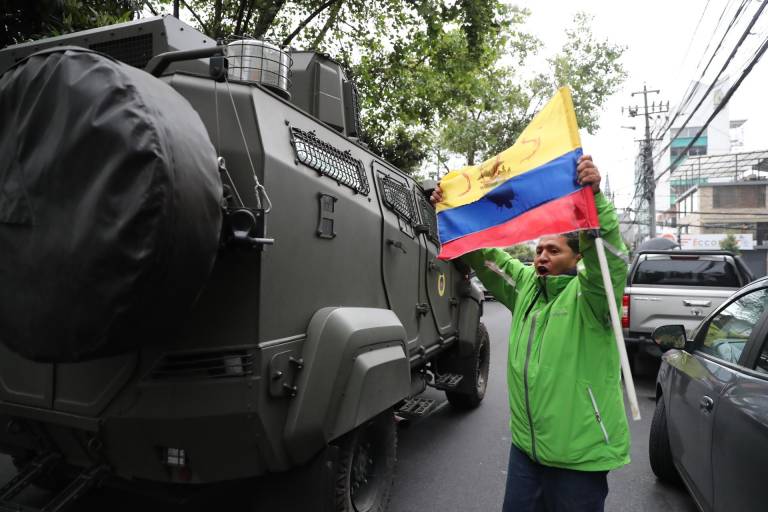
[656,31,768,184]
[653,0,751,143]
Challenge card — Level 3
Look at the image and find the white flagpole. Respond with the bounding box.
[594,237,641,421]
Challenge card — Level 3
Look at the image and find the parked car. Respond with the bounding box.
[622,250,753,363]
[471,274,493,301]
[649,275,768,512]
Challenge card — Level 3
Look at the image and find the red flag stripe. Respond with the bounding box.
[438,188,600,260]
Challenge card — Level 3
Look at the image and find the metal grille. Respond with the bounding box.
[380,175,415,222]
[291,128,369,195]
[150,349,254,380]
[344,80,362,137]
[91,33,154,69]
[417,193,439,243]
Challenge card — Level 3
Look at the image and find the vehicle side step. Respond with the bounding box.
[397,397,435,417]
[0,453,61,503]
[432,373,463,390]
[0,457,109,512]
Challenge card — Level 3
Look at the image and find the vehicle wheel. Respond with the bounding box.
[333,410,397,512]
[445,322,490,410]
[649,397,680,483]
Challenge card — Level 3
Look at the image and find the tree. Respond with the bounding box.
[144,3,625,173]
[440,12,626,167]
[0,0,138,47]
[5,2,626,175]
[505,244,534,262]
[719,233,741,255]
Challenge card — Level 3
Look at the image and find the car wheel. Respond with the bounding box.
[333,410,396,512]
[649,396,681,483]
[445,323,490,410]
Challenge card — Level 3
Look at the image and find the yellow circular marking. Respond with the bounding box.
[437,274,446,297]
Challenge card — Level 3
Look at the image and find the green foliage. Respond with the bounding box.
[440,11,626,165]
[504,244,534,262]
[719,233,741,255]
[5,2,626,175]
[1,0,137,46]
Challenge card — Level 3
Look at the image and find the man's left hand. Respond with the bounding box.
[576,155,601,194]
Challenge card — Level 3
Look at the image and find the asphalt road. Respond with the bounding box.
[389,301,698,512]
[0,301,698,511]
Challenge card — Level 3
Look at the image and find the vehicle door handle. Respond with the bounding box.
[387,239,407,254]
[699,395,714,412]
[684,299,711,307]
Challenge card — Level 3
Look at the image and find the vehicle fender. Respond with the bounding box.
[283,307,410,464]
[457,292,482,357]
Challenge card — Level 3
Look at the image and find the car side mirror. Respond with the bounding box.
[652,325,687,351]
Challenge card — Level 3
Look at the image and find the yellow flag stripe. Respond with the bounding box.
[437,87,581,213]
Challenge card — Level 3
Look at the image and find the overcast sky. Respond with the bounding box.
[512,0,768,209]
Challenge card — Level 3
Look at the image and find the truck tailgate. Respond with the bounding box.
[626,285,737,336]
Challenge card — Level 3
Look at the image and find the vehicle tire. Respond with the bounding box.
[649,397,680,484]
[333,410,397,512]
[445,322,490,410]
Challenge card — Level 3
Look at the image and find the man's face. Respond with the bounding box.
[534,236,581,277]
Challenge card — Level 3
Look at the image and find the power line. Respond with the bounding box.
[679,0,713,70]
[653,0,752,143]
[657,35,768,185]
[654,3,768,184]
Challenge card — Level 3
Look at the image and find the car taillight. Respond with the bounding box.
[621,294,630,328]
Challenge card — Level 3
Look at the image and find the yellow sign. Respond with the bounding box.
[437,274,446,297]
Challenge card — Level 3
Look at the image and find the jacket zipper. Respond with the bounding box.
[515,288,542,360]
[524,312,539,462]
[587,386,610,444]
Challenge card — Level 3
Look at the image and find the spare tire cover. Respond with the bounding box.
[0,47,223,362]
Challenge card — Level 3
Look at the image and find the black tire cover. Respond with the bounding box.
[0,47,223,362]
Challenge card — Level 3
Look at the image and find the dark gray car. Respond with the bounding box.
[650,276,768,512]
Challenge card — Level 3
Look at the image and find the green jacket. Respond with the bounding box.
[463,192,630,471]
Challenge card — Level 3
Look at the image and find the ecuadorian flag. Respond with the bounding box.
[437,87,600,260]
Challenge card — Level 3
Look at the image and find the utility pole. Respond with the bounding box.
[623,85,668,238]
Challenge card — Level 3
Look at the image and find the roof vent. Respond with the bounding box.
[227,40,291,99]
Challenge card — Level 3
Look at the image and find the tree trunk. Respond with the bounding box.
[252,0,286,39]
[310,0,343,49]
[282,0,340,47]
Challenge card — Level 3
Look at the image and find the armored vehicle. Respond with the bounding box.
[0,15,488,511]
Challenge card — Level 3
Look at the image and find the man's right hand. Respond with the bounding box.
[430,185,443,207]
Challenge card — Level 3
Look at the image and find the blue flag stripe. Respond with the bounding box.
[437,148,583,243]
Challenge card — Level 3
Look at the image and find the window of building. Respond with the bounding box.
[757,222,768,245]
[713,185,766,209]
[673,126,706,138]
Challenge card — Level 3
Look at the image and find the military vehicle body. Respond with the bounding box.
[0,15,488,511]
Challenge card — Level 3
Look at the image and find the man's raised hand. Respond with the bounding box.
[576,155,601,194]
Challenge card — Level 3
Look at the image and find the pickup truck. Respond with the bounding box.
[622,250,754,359]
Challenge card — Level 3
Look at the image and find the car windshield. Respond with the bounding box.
[633,258,740,287]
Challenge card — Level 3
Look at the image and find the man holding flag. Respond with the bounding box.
[430,88,631,512]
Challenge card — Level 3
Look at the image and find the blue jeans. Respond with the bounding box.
[501,444,608,512]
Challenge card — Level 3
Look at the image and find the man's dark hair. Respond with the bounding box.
[562,232,581,255]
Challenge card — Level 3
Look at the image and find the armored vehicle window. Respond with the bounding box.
[416,192,439,244]
[290,127,369,195]
[90,34,154,69]
[379,175,415,223]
